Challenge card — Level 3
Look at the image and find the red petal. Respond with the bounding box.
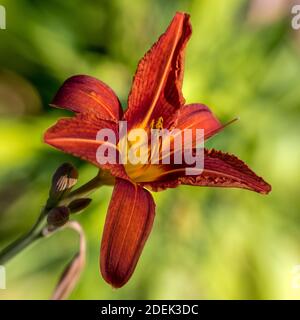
[44,113,127,179]
[174,104,223,140]
[51,75,122,122]
[100,179,155,288]
[124,12,191,130]
[181,149,271,194]
[142,149,271,194]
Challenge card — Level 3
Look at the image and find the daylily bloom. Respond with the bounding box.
[44,12,271,288]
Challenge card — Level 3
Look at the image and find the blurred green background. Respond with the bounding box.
[0,0,300,299]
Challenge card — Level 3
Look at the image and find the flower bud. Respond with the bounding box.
[47,206,70,227]
[68,198,92,214]
[48,163,78,206]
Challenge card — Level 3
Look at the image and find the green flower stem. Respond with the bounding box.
[0,209,47,265]
[0,172,107,265]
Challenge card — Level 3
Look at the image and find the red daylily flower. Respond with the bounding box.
[44,12,271,288]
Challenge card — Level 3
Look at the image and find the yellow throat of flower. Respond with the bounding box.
[118,117,165,183]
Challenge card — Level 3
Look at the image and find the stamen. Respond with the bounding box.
[149,117,164,130]
[155,117,164,130]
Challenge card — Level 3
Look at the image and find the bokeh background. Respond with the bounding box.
[0,0,300,299]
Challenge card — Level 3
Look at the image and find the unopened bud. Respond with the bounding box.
[48,163,78,206]
[47,206,70,227]
[68,198,92,214]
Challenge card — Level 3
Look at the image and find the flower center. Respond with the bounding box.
[119,117,165,183]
